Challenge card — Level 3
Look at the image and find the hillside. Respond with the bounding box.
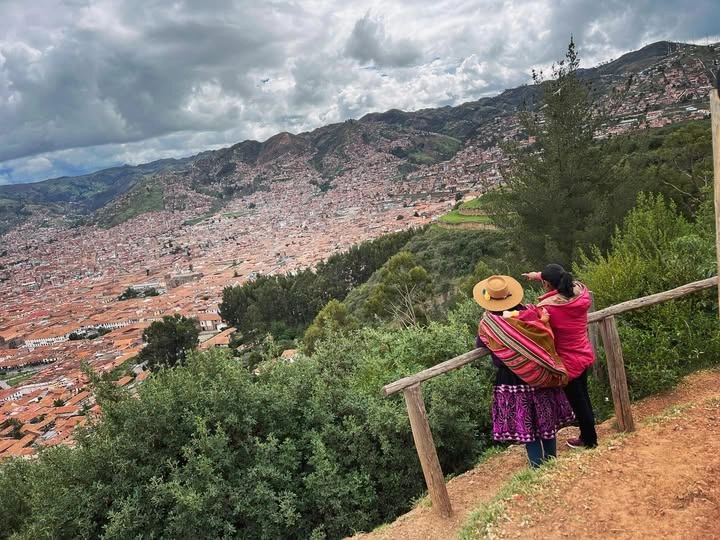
[0,39,716,236]
[351,368,720,540]
[0,157,194,234]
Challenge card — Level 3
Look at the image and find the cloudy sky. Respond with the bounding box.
[1,0,719,185]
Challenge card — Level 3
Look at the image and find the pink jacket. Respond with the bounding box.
[537,282,595,380]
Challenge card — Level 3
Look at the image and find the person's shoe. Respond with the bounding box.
[566,437,585,449]
[567,437,598,449]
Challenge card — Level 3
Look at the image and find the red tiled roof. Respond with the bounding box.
[53,405,79,415]
[0,438,16,453]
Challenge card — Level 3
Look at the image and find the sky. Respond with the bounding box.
[1,0,719,185]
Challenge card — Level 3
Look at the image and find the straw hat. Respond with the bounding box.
[473,275,524,312]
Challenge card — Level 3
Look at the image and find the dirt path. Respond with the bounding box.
[351,368,720,540]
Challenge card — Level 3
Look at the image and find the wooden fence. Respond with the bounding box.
[381,275,718,518]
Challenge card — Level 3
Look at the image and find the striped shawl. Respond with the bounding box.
[480,308,569,388]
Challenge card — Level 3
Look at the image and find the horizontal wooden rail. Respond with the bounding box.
[588,276,717,323]
[382,347,491,396]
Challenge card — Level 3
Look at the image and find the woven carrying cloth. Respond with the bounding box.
[480,308,568,388]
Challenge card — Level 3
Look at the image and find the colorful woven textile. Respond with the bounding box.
[480,308,568,388]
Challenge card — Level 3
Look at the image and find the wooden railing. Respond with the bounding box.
[382,276,718,517]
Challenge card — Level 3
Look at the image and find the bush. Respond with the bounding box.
[0,309,496,539]
[576,193,719,403]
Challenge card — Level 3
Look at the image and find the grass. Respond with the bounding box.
[459,432,635,538]
[705,397,720,408]
[183,216,207,226]
[406,134,463,165]
[411,491,431,509]
[458,198,485,210]
[438,211,492,224]
[97,186,165,228]
[458,465,549,540]
[644,403,692,424]
[407,151,438,165]
[5,371,35,387]
[369,523,391,534]
[474,445,507,466]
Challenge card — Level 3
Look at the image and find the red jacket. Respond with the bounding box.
[537,282,595,380]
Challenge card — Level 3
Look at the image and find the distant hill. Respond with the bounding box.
[590,40,682,76]
[0,40,715,235]
[0,157,194,234]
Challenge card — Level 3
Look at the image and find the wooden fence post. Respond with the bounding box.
[710,82,720,316]
[587,291,607,386]
[587,291,600,356]
[598,315,635,432]
[402,384,453,517]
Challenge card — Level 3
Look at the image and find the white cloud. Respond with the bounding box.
[1,0,718,184]
[14,156,54,175]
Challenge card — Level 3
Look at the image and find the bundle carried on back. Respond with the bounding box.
[479,306,568,388]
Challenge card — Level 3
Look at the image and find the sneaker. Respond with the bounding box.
[566,437,585,449]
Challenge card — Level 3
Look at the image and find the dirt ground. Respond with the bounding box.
[351,368,720,540]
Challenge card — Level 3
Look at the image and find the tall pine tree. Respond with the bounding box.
[490,37,616,266]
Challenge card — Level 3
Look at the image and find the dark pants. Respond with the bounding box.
[563,368,598,447]
[525,438,557,468]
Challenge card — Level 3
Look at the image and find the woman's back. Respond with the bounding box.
[538,282,594,379]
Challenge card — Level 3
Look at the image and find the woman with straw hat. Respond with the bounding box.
[474,275,575,468]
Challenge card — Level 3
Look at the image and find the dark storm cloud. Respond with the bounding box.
[0,0,299,164]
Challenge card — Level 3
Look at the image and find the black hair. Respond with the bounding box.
[541,263,575,298]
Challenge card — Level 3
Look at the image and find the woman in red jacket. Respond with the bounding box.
[523,264,598,448]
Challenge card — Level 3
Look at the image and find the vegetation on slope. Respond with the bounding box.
[486,38,712,267]
[95,182,166,228]
[0,310,493,539]
[438,211,492,224]
[218,228,421,351]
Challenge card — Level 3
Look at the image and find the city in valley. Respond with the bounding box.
[0,44,714,459]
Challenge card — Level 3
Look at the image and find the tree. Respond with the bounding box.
[302,299,358,355]
[651,121,713,215]
[138,315,199,370]
[363,252,433,327]
[218,228,419,344]
[117,287,139,301]
[489,37,616,266]
[0,319,494,540]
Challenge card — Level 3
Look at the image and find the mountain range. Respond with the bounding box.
[0,40,715,236]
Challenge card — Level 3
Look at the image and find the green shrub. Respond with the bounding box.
[0,309,497,540]
[577,193,718,403]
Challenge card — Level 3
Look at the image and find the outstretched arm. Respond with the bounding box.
[521,271,542,281]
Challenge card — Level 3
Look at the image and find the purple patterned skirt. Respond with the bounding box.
[492,384,575,442]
